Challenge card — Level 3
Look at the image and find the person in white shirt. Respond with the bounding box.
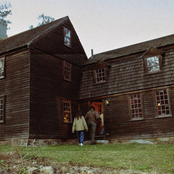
[72,111,88,146]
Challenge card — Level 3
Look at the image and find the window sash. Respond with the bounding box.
[63,101,72,123]
[0,96,5,123]
[130,93,143,120]
[64,27,71,47]
[0,57,5,79]
[95,68,106,83]
[64,61,71,81]
[155,89,170,117]
[146,56,160,73]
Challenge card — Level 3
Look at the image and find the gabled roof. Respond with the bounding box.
[91,60,110,70]
[140,47,164,59]
[0,16,68,54]
[84,33,174,65]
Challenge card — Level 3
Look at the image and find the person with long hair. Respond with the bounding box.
[72,111,88,146]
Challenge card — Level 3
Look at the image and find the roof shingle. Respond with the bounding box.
[85,33,174,65]
[0,16,68,54]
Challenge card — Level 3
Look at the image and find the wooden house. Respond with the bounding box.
[0,16,87,140]
[2,15,174,142]
[79,34,174,140]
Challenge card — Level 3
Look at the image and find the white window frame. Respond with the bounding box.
[64,61,71,81]
[130,93,143,120]
[95,68,106,83]
[0,57,5,79]
[64,27,71,47]
[145,55,161,73]
[155,89,171,117]
[63,100,72,123]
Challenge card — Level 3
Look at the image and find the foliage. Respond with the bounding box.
[29,13,54,29]
[0,1,12,25]
[1,143,174,173]
[37,13,54,26]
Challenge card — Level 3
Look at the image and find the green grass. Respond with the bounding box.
[1,143,174,173]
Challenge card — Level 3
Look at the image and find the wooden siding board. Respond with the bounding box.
[0,49,30,140]
[79,46,174,100]
[30,48,82,139]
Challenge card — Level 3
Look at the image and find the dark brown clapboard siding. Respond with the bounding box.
[29,18,87,67]
[99,88,174,139]
[79,45,174,100]
[29,47,82,139]
[0,49,30,140]
[79,44,174,140]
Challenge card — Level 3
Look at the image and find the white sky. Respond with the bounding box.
[2,0,174,57]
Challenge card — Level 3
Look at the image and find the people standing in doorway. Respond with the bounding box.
[72,111,88,146]
[100,112,104,135]
[85,106,100,145]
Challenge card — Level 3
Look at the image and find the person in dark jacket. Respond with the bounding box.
[85,106,100,145]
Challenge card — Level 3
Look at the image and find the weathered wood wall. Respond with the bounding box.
[28,18,87,139]
[79,44,174,139]
[79,45,174,100]
[79,87,174,140]
[29,47,83,139]
[0,49,30,140]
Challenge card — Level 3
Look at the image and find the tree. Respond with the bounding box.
[0,1,12,25]
[29,13,55,29]
[37,13,55,26]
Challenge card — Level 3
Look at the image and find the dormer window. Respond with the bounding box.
[92,60,110,84]
[146,56,161,73]
[142,47,163,74]
[95,68,106,83]
[64,27,71,47]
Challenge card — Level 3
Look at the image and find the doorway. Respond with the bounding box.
[91,101,104,136]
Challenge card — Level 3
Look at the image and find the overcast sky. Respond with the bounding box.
[3,0,174,57]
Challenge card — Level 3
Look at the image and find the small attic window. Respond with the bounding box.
[142,47,163,74]
[95,68,106,83]
[64,27,71,47]
[145,55,162,73]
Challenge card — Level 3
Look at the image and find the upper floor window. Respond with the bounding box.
[95,68,106,83]
[0,96,5,123]
[145,55,162,73]
[64,27,71,47]
[130,93,143,120]
[0,57,5,79]
[155,89,171,117]
[64,61,71,81]
[63,101,72,123]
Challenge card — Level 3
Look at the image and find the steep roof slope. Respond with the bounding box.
[85,33,174,65]
[0,16,68,54]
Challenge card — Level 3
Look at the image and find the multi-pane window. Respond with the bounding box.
[155,89,170,117]
[95,68,105,83]
[64,61,71,81]
[146,56,160,73]
[63,101,72,123]
[0,96,5,123]
[0,57,5,78]
[64,27,71,47]
[130,93,143,120]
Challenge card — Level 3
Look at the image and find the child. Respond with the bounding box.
[72,111,88,146]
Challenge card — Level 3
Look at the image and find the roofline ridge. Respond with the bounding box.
[27,16,68,47]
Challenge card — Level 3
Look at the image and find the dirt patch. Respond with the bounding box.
[0,152,149,174]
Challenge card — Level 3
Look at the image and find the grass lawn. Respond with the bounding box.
[1,143,174,173]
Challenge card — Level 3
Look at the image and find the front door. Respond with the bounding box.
[91,102,104,136]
